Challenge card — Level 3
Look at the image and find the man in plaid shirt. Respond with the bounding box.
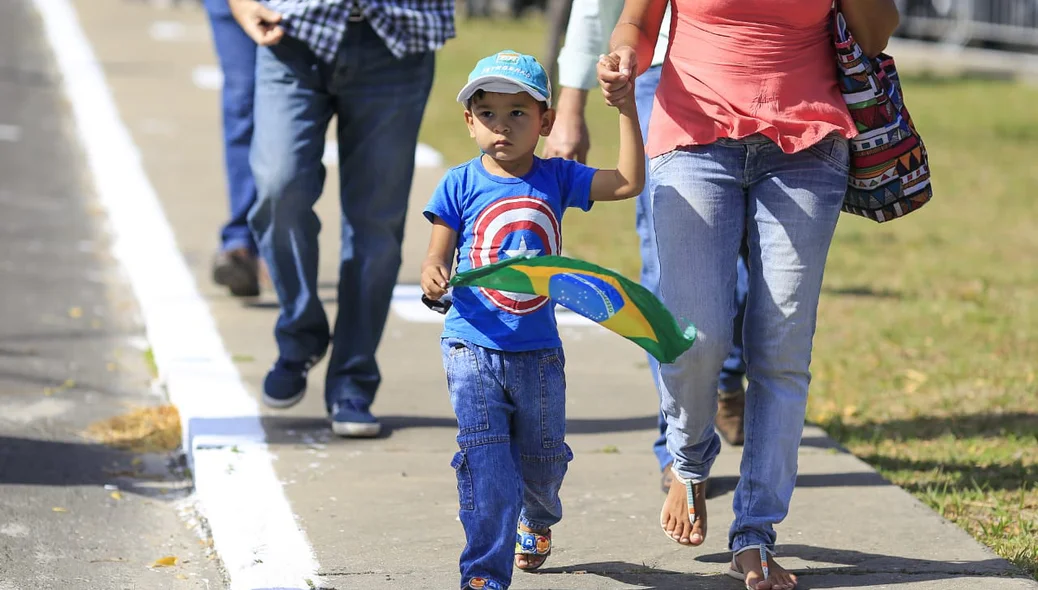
[229,0,455,437]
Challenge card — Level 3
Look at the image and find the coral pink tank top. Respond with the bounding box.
[647,0,857,158]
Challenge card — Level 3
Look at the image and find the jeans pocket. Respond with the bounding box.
[450,451,475,511]
[444,340,490,436]
[537,350,567,449]
[649,149,682,175]
[806,134,851,176]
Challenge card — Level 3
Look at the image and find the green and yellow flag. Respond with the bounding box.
[450,255,697,363]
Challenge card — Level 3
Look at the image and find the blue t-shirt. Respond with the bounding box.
[424,156,597,352]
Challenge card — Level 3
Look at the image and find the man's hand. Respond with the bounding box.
[542,88,591,163]
[421,263,451,301]
[228,0,285,46]
[598,46,638,109]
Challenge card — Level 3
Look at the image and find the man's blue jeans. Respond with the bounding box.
[651,134,849,553]
[202,0,257,254]
[249,24,434,411]
[638,66,748,471]
[442,338,572,590]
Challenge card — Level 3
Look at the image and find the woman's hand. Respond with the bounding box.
[597,46,638,109]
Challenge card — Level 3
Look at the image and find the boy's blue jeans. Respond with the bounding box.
[441,338,572,590]
[637,65,748,471]
[248,24,434,411]
[202,0,257,254]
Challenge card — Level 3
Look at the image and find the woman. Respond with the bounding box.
[597,1,898,589]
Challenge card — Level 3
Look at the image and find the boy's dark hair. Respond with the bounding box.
[466,89,549,112]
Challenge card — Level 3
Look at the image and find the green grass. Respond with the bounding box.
[420,18,1038,579]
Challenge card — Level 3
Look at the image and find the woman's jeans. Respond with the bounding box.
[650,134,848,552]
[637,65,748,472]
[442,338,571,590]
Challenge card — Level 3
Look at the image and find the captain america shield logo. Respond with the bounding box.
[469,196,561,314]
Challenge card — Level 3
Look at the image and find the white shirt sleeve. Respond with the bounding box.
[556,0,624,91]
[556,0,672,91]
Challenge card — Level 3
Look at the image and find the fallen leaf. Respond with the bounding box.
[106,362,117,372]
[68,307,83,319]
[152,556,178,567]
[110,491,123,501]
[175,574,188,580]
[52,507,67,513]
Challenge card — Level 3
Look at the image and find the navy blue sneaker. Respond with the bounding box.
[262,355,321,409]
[330,400,381,438]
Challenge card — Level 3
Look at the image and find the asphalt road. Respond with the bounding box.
[0,0,223,588]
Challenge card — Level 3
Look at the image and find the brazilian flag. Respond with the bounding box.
[450,255,697,364]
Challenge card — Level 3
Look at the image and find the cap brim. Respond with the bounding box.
[456,76,549,105]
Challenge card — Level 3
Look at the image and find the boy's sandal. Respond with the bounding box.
[660,465,707,544]
[463,577,503,589]
[726,545,792,590]
[514,527,551,571]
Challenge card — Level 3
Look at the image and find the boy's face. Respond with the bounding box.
[465,90,554,163]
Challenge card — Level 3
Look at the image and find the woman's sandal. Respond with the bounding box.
[514,526,551,572]
[726,544,796,590]
[660,465,707,545]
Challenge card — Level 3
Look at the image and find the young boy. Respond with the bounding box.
[421,50,644,590]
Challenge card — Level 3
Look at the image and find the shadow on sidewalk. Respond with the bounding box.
[256,413,665,441]
[704,471,893,500]
[695,544,1027,587]
[537,545,1026,589]
[535,560,715,590]
[0,435,186,498]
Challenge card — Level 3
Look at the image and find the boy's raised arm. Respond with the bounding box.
[589,55,646,202]
[421,218,458,301]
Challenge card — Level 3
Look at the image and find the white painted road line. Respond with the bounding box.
[322,139,444,169]
[148,20,211,43]
[0,124,22,142]
[192,64,223,90]
[391,284,603,328]
[32,0,322,588]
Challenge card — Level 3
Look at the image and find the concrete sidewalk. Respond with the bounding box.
[64,1,1038,588]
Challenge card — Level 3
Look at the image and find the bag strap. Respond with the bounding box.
[831,1,849,45]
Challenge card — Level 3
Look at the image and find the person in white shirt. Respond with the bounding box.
[543,0,748,493]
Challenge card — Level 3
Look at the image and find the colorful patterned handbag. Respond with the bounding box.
[832,6,933,222]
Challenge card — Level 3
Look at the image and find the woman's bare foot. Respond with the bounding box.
[659,471,707,546]
[733,549,797,590]
[514,523,550,570]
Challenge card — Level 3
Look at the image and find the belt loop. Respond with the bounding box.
[347,1,364,22]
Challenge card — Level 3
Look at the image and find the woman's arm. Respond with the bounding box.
[608,0,669,76]
[841,0,900,58]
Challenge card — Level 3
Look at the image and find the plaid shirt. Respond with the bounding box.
[264,0,455,62]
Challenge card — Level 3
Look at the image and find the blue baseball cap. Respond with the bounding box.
[456,50,552,106]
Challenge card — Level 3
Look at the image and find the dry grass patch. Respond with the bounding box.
[85,404,181,454]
